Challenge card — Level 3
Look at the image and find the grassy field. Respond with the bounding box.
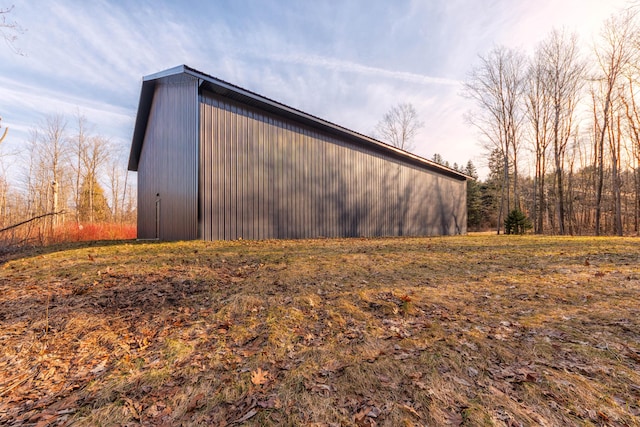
[1,235,639,426]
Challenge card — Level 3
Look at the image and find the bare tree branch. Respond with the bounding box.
[0,5,25,55]
[375,103,423,151]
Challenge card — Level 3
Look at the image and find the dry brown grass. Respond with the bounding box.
[1,235,639,426]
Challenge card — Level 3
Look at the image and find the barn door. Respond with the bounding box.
[155,195,161,240]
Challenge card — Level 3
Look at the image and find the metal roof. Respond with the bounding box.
[128,64,469,181]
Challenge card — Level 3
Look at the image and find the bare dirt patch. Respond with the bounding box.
[1,236,639,426]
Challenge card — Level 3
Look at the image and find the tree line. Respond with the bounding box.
[0,114,135,240]
[464,8,640,235]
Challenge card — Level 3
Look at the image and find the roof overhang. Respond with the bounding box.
[128,64,470,181]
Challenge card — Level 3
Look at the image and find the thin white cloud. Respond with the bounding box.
[1,0,633,185]
[257,52,461,87]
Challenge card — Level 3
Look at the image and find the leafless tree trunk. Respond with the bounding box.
[539,29,585,235]
[593,12,636,235]
[71,115,89,224]
[525,51,553,233]
[608,109,623,235]
[375,103,424,151]
[621,77,640,233]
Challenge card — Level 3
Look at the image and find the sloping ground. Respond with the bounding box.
[0,236,639,426]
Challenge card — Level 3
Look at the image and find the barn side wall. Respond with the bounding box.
[137,74,199,240]
[199,92,467,240]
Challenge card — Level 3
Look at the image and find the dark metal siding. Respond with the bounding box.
[200,91,466,240]
[137,74,199,240]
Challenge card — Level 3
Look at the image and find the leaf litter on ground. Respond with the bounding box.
[0,235,639,425]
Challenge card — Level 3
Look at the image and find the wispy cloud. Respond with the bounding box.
[260,52,461,87]
[0,0,632,182]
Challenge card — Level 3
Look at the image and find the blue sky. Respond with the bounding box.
[0,0,631,181]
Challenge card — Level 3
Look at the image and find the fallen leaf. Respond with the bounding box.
[186,393,205,412]
[400,404,421,418]
[232,408,257,424]
[366,406,381,418]
[413,380,428,390]
[257,395,281,409]
[251,367,269,386]
[399,294,412,303]
[90,359,108,375]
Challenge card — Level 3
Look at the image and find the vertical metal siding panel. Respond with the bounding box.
[271,119,278,238]
[248,110,256,240]
[304,131,311,238]
[259,116,266,239]
[290,125,297,238]
[317,132,323,237]
[288,123,295,238]
[230,105,238,240]
[238,106,246,239]
[303,130,309,238]
[213,100,221,240]
[356,147,361,236]
[272,117,280,238]
[215,100,223,240]
[287,123,294,238]
[272,116,277,239]
[200,101,208,240]
[328,139,334,237]
[236,106,243,239]
[223,104,231,240]
[137,75,198,241]
[254,114,261,239]
[267,118,273,238]
[293,125,300,238]
[334,139,340,237]
[250,111,257,240]
[298,129,304,238]
[284,122,290,238]
[367,151,372,235]
[243,107,251,239]
[296,125,303,238]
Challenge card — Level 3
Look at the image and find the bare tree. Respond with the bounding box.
[1,5,25,54]
[375,103,423,151]
[80,135,111,222]
[22,115,70,231]
[525,49,553,233]
[592,11,637,235]
[539,29,586,235]
[0,117,7,144]
[621,76,640,233]
[464,46,527,233]
[70,114,89,223]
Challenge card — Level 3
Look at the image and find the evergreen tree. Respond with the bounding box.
[465,161,484,230]
[78,176,111,222]
[504,208,532,234]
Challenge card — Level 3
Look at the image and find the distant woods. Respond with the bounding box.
[0,114,136,246]
[464,8,640,235]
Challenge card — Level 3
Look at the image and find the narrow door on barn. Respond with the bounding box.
[155,194,160,240]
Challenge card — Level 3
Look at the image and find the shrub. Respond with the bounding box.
[504,209,532,235]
